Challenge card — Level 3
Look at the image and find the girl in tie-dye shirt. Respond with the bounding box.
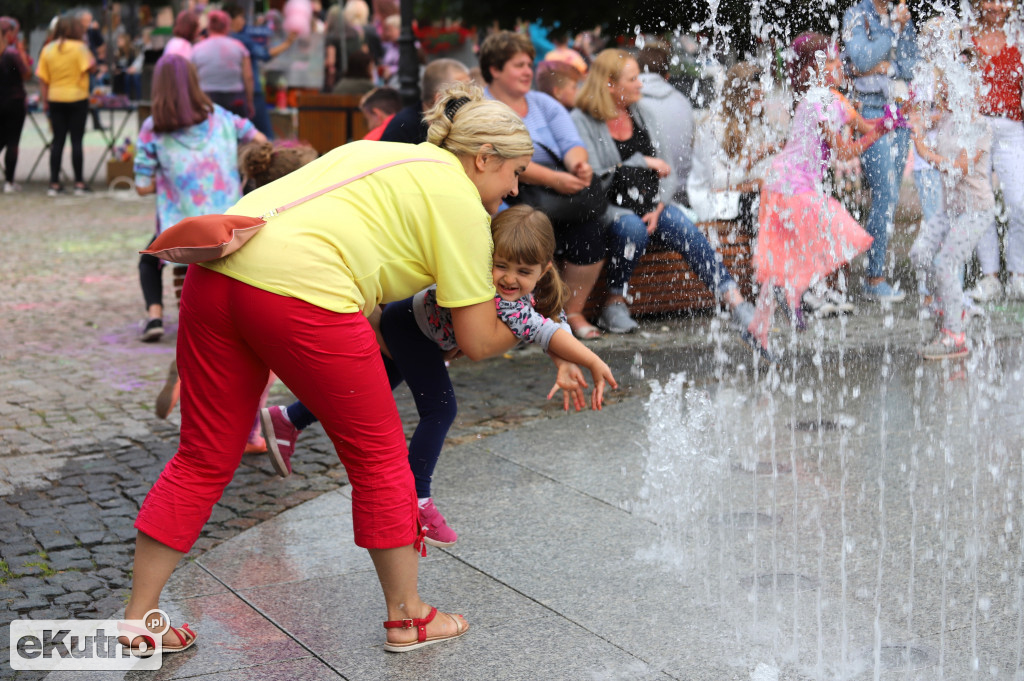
[133,54,264,343]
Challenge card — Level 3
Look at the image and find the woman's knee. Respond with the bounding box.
[611,214,649,249]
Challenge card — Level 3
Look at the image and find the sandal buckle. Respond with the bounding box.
[400,618,415,628]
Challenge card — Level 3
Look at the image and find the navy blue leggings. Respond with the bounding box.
[285,297,456,498]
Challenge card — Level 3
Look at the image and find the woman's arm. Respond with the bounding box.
[563,146,593,183]
[519,162,587,194]
[451,301,519,361]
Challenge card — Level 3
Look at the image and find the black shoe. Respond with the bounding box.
[73,185,94,196]
[140,318,164,342]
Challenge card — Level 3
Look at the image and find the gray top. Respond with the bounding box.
[636,73,694,203]
[570,102,664,223]
[191,35,248,93]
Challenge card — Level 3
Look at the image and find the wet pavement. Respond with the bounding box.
[2,165,1024,680]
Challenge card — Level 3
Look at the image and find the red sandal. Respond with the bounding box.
[118,620,197,655]
[382,606,468,652]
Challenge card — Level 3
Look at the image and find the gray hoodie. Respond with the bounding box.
[637,73,695,204]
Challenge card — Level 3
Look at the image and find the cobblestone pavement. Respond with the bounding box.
[2,185,1023,678]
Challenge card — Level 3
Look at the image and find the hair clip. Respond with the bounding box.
[444,96,471,121]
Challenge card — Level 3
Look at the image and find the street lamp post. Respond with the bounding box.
[398,1,419,107]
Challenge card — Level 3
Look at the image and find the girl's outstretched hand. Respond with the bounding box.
[586,360,618,411]
[547,361,588,412]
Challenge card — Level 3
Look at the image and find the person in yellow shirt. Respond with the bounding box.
[35,14,95,196]
[121,83,536,654]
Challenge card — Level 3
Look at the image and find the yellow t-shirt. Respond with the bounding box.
[36,40,92,102]
[204,141,496,316]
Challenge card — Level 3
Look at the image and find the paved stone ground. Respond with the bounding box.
[0,186,649,650]
[2,179,1023,679]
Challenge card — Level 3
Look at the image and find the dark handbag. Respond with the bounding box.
[608,164,660,216]
[514,180,607,223]
[510,140,607,223]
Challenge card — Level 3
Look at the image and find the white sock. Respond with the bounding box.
[417,497,430,508]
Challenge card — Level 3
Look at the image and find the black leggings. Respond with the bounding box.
[140,234,189,310]
[0,102,26,183]
[48,99,88,185]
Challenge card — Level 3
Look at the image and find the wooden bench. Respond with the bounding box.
[296,92,370,155]
[583,220,755,318]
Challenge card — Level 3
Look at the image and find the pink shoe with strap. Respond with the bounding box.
[419,498,458,548]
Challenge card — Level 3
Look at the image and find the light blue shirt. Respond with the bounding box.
[485,88,585,168]
[842,0,919,106]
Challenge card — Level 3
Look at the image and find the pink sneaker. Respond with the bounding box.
[419,499,458,547]
[260,406,298,476]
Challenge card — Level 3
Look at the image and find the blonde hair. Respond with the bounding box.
[575,48,634,121]
[342,0,370,26]
[425,81,534,160]
[491,205,569,318]
[720,62,761,160]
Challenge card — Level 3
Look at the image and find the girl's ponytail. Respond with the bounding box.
[532,264,570,320]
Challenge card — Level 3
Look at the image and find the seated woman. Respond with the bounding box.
[570,49,767,357]
[480,30,606,340]
[687,62,777,234]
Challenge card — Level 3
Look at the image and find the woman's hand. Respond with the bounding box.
[552,170,588,195]
[571,160,594,185]
[443,347,464,362]
[644,156,671,178]
[547,360,588,411]
[641,202,665,235]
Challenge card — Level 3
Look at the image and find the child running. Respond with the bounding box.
[260,204,617,546]
[748,33,883,347]
[909,49,994,359]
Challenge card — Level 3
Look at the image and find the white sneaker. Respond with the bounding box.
[801,290,836,317]
[968,275,1002,302]
[3,182,20,194]
[824,288,855,314]
[1005,274,1024,301]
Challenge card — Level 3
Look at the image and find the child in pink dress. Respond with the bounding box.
[749,33,890,347]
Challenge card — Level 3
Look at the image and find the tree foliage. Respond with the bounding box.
[416,0,936,57]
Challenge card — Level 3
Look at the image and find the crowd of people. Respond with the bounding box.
[1,0,1022,658]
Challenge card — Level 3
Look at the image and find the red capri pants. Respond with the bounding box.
[134,265,418,553]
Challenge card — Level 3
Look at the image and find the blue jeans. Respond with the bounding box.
[913,167,943,228]
[860,107,911,279]
[606,203,734,297]
[251,91,275,140]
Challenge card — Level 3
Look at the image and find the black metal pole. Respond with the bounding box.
[397,1,419,107]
